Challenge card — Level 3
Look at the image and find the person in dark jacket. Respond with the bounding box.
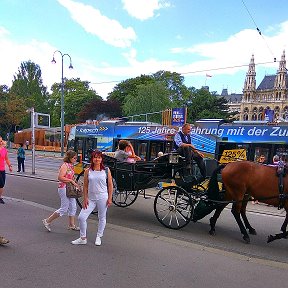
[17,143,25,172]
[173,123,206,180]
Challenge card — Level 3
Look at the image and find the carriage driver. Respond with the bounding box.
[173,123,206,181]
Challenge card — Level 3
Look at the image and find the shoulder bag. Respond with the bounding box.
[66,181,83,198]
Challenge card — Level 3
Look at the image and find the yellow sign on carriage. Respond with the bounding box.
[219,149,247,164]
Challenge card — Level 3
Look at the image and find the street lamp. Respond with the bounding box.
[51,50,73,156]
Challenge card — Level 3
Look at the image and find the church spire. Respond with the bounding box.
[274,50,287,90]
[243,54,256,92]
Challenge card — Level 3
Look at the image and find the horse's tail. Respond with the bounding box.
[207,164,225,200]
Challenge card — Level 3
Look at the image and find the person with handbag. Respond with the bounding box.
[71,150,113,246]
[42,150,80,232]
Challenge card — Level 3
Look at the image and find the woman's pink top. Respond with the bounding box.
[0,147,7,171]
[58,162,75,188]
[126,151,135,163]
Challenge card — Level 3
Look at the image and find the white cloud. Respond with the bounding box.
[57,0,136,48]
[122,0,170,20]
[170,21,288,77]
[1,20,288,99]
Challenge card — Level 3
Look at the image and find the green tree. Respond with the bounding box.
[0,85,26,136]
[10,60,50,128]
[186,88,230,123]
[50,78,102,126]
[77,99,122,122]
[123,82,172,123]
[152,70,190,105]
[107,75,155,108]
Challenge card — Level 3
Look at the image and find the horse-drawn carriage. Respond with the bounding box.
[76,152,288,244]
[77,153,220,228]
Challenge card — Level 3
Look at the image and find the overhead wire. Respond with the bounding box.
[89,60,277,85]
[240,0,276,61]
[89,2,278,87]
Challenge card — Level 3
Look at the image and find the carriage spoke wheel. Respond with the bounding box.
[75,171,98,214]
[112,189,139,207]
[154,186,194,229]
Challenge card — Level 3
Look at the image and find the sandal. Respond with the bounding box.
[68,225,80,231]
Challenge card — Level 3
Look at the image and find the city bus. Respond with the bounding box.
[67,119,179,163]
[193,119,288,163]
[67,119,222,162]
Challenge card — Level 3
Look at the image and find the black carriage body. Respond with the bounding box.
[104,154,173,191]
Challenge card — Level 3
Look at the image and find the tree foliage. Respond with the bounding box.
[123,82,172,122]
[10,60,49,112]
[0,85,26,136]
[152,70,190,105]
[107,74,154,107]
[49,78,102,126]
[77,99,122,122]
[9,61,50,129]
[186,88,230,123]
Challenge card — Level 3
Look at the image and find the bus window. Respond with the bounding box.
[164,142,173,154]
[254,147,269,163]
[275,146,288,158]
[137,142,147,161]
[150,142,164,160]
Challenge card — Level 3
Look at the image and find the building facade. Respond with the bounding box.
[240,51,288,121]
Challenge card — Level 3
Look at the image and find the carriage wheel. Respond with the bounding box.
[75,171,98,214]
[154,186,194,229]
[112,189,139,207]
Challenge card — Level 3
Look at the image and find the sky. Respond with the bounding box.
[0,0,287,99]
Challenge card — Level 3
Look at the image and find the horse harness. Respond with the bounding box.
[276,164,288,209]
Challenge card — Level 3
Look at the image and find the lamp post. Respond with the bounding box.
[26,107,35,174]
[51,50,73,156]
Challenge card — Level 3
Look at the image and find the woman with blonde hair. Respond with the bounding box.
[42,150,80,231]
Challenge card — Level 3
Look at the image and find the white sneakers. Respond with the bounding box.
[71,237,87,245]
[42,219,51,232]
[95,237,101,246]
[71,237,102,246]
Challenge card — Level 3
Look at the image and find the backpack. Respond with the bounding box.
[105,167,118,195]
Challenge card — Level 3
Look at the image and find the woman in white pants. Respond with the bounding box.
[72,150,113,246]
[42,150,80,231]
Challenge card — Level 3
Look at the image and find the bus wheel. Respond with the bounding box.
[112,189,139,207]
[75,171,98,214]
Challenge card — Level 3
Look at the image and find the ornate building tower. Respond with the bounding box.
[241,55,256,120]
[240,51,288,121]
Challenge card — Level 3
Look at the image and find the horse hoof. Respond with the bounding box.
[209,229,216,236]
[243,236,250,244]
[267,235,274,243]
[249,228,257,235]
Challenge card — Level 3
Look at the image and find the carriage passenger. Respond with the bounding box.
[115,140,141,162]
[257,155,267,164]
[173,123,206,181]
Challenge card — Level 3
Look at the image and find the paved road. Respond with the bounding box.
[2,149,288,288]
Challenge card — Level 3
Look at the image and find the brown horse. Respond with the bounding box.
[207,161,288,243]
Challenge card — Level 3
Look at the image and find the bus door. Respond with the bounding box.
[82,137,97,161]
